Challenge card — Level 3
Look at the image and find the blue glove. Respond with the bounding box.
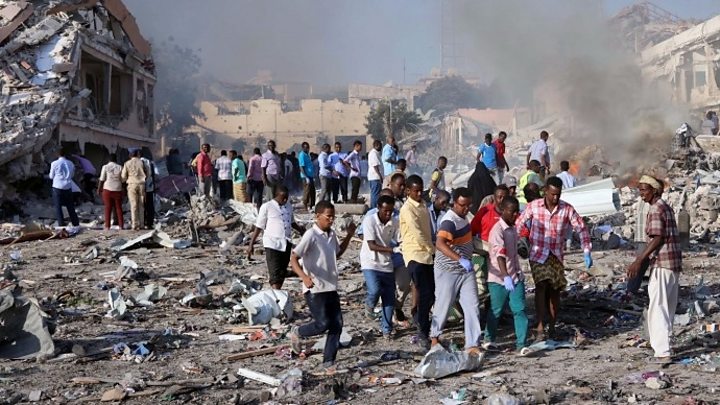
[458,257,473,273]
[584,251,593,269]
[503,276,515,292]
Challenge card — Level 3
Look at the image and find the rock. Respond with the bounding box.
[28,390,42,402]
[645,376,669,390]
[100,388,127,402]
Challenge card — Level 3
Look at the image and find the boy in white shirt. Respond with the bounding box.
[288,201,356,372]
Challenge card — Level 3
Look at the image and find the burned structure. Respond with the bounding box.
[0,0,155,198]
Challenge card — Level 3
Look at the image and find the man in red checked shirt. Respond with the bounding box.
[516,176,592,340]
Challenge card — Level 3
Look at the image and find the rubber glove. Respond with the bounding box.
[305,177,310,184]
[392,246,402,254]
[503,276,515,292]
[458,257,473,273]
[584,251,593,269]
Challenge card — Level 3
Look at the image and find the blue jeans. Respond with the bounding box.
[369,180,382,209]
[485,281,528,349]
[298,291,343,364]
[52,187,79,227]
[363,269,396,334]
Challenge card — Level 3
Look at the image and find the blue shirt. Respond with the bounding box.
[478,143,497,169]
[331,152,349,178]
[382,144,396,175]
[298,151,314,179]
[318,152,331,177]
[49,157,75,190]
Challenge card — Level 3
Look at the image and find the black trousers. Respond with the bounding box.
[338,176,348,202]
[248,180,264,209]
[298,291,343,364]
[407,260,435,339]
[144,191,155,229]
[350,177,361,202]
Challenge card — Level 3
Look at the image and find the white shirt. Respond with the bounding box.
[99,162,123,192]
[344,150,361,178]
[255,199,294,251]
[293,224,340,294]
[528,139,549,165]
[367,149,383,181]
[405,149,417,165]
[360,213,399,272]
[141,158,159,192]
[49,157,75,190]
[215,156,232,180]
[557,171,576,189]
[284,159,293,177]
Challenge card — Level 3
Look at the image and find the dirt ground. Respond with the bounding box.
[1,201,719,404]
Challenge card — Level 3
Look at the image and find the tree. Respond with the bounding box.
[365,100,423,141]
[153,38,204,138]
[415,75,489,115]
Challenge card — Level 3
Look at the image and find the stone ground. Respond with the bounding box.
[1,202,719,404]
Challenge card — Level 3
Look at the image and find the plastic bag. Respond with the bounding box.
[414,344,482,379]
[241,289,293,325]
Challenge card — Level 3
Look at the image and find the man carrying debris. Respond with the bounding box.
[527,131,551,179]
[430,187,483,355]
[196,144,214,197]
[261,140,282,202]
[121,149,147,231]
[247,185,306,290]
[517,176,592,340]
[485,196,528,351]
[288,201,356,372]
[368,140,384,209]
[517,160,544,205]
[361,195,400,339]
[230,150,247,202]
[247,148,264,209]
[627,176,681,364]
[400,175,436,349]
[298,142,315,211]
[215,150,233,201]
[49,148,80,231]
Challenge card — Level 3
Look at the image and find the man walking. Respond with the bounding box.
[516,176,592,340]
[122,149,147,231]
[400,175,435,350]
[627,176,681,364]
[368,140,384,209]
[215,150,233,200]
[299,142,316,211]
[247,148,264,209]
[262,140,282,202]
[49,148,80,231]
[196,143,213,197]
[344,140,362,203]
[493,131,510,184]
[527,131,551,179]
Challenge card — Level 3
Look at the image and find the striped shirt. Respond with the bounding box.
[435,210,473,273]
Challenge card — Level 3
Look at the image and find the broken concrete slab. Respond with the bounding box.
[0,289,55,359]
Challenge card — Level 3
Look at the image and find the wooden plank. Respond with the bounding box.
[0,2,33,44]
[236,368,281,386]
[226,346,282,362]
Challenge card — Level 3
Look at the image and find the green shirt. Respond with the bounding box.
[232,158,246,184]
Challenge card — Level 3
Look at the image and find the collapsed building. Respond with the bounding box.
[0,0,155,199]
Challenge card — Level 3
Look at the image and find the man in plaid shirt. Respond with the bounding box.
[627,175,681,364]
[517,176,592,340]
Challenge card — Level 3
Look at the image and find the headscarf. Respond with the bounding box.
[639,175,662,190]
[468,161,497,213]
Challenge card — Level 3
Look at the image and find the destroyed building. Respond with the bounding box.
[0,0,155,199]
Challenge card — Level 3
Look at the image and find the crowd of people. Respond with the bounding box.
[243,131,682,373]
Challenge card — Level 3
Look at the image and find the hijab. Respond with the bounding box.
[468,161,497,213]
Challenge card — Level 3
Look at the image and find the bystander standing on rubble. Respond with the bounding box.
[122,149,147,231]
[427,156,448,201]
[247,148,264,209]
[400,175,435,350]
[98,153,124,231]
[478,133,499,182]
[49,148,80,231]
[215,150,233,201]
[627,176,681,364]
[345,140,362,203]
[494,131,510,184]
[332,142,350,203]
[382,136,398,184]
[73,153,98,203]
[318,143,333,202]
[383,159,406,188]
[261,140,282,202]
[361,195,400,339]
[298,142,315,211]
[527,130,551,179]
[428,190,450,245]
[141,152,159,229]
[430,187,483,355]
[517,160,544,205]
[556,161,576,189]
[485,196,528,351]
[247,185,305,290]
[288,201,356,373]
[196,144,214,197]
[405,144,418,174]
[368,140,384,209]
[517,176,592,340]
[230,150,247,202]
[628,197,652,295]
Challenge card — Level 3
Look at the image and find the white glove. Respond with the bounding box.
[392,246,402,254]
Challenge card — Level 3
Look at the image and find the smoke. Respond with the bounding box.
[456,0,689,171]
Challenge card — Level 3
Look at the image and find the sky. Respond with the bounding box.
[124,0,720,86]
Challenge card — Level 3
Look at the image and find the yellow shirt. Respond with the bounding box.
[399,197,434,265]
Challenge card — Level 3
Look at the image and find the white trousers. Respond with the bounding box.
[647,266,679,357]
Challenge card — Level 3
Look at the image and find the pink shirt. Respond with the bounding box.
[488,218,523,284]
[247,155,263,181]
